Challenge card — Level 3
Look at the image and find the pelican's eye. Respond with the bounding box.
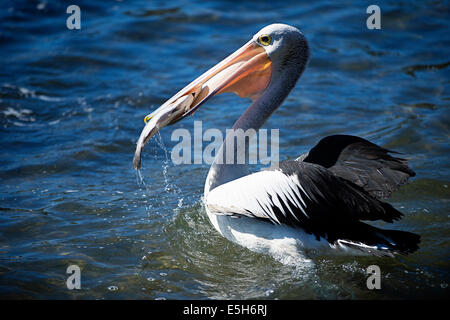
[257,34,272,46]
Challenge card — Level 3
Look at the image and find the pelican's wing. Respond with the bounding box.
[297,135,415,199]
[205,161,403,240]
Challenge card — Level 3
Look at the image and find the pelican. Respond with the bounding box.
[133,24,420,262]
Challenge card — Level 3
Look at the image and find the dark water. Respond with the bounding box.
[1,0,449,299]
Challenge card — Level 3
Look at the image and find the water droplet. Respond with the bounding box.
[265,289,274,296]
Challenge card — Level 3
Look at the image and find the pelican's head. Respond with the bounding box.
[133,23,309,169]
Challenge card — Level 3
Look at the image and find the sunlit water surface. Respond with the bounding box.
[0,0,449,299]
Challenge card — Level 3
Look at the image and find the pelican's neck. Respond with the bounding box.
[204,64,301,195]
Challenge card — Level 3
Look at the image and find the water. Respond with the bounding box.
[1,0,449,299]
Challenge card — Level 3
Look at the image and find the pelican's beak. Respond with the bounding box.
[133,40,272,169]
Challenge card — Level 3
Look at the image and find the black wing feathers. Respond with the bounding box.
[266,161,419,253]
[276,161,403,225]
[302,135,415,199]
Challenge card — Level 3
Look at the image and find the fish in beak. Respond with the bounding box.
[133,40,272,169]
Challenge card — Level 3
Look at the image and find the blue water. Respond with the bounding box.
[1,0,449,299]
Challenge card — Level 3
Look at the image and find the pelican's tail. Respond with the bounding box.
[334,222,421,257]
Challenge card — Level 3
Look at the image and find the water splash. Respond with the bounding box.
[135,132,183,218]
[154,131,181,197]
